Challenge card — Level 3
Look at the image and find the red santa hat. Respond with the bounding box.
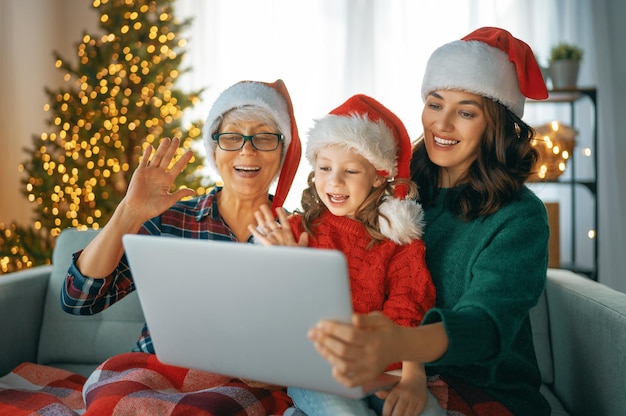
[306,94,424,245]
[421,26,548,117]
[203,79,302,212]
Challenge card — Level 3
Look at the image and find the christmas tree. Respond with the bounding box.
[0,0,211,274]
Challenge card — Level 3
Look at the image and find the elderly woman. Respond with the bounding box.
[61,79,302,415]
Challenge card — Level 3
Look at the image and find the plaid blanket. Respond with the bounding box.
[0,363,86,415]
[82,354,511,415]
[82,352,296,415]
[0,356,511,415]
[428,375,513,416]
[0,354,300,416]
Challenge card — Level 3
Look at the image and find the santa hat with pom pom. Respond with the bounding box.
[202,79,301,212]
[306,94,424,245]
[421,26,548,117]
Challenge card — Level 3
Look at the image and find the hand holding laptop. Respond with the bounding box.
[123,234,399,399]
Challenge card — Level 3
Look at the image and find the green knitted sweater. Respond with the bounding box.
[422,186,551,415]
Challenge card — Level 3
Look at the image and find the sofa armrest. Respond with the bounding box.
[0,265,52,376]
[545,268,626,416]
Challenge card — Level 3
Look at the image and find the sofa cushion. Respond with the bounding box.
[546,269,626,416]
[530,287,554,385]
[0,265,51,376]
[37,228,145,375]
[540,384,569,416]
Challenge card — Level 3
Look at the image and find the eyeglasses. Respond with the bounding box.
[212,132,284,151]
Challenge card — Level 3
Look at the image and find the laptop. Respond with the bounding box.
[122,234,400,399]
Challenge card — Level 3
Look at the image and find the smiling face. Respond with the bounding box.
[421,90,488,187]
[313,145,385,218]
[214,113,283,201]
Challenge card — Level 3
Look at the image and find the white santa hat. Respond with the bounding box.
[202,79,301,212]
[421,26,548,117]
[306,94,424,245]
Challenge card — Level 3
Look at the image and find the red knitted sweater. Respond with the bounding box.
[288,211,435,330]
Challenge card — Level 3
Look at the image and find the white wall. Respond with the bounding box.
[0,0,97,225]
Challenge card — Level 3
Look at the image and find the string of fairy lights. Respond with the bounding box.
[1,0,206,273]
[530,120,577,181]
[529,120,596,241]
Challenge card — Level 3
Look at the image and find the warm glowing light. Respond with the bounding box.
[2,0,207,274]
[530,121,578,182]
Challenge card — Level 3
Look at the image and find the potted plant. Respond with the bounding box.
[549,42,584,89]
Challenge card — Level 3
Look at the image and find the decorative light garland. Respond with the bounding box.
[530,121,578,181]
[0,0,208,274]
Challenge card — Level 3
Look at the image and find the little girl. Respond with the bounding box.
[250,94,442,415]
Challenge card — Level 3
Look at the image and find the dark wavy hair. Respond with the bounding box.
[410,97,538,220]
[297,171,418,247]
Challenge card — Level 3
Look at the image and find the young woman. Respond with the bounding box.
[251,94,441,416]
[306,27,553,415]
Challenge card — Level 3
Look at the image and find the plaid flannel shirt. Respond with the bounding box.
[61,187,253,353]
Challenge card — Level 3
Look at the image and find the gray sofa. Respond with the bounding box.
[1,228,625,415]
[0,228,144,378]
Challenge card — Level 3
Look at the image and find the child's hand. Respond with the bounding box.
[248,205,308,247]
[375,362,428,416]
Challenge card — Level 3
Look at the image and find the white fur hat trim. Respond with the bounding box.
[202,81,292,174]
[306,113,398,177]
[379,196,425,245]
[421,39,525,117]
